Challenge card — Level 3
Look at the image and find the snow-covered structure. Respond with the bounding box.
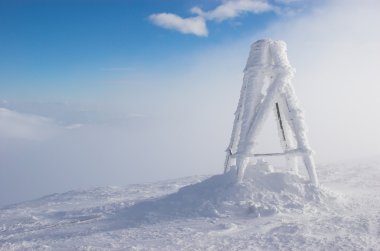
[224,39,319,186]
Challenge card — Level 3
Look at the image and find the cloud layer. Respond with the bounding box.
[0,108,61,140]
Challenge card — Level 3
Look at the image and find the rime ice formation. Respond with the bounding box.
[224,39,319,186]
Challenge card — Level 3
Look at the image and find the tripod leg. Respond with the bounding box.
[281,86,319,186]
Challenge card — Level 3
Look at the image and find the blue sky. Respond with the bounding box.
[0,0,304,100]
[1,0,380,206]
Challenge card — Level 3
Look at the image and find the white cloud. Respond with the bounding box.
[149,13,208,37]
[192,0,273,22]
[149,0,285,36]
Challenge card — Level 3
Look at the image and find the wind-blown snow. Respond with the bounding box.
[1,158,380,250]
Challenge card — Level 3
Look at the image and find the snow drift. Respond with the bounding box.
[120,161,336,224]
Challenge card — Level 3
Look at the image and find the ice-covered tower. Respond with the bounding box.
[224,39,319,186]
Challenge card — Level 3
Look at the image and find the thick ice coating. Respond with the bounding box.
[225,39,318,186]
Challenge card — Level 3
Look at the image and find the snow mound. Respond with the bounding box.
[120,161,337,224]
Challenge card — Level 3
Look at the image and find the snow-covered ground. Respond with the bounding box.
[1,157,380,250]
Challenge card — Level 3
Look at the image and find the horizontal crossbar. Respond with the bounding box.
[229,148,305,158]
[253,152,288,157]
